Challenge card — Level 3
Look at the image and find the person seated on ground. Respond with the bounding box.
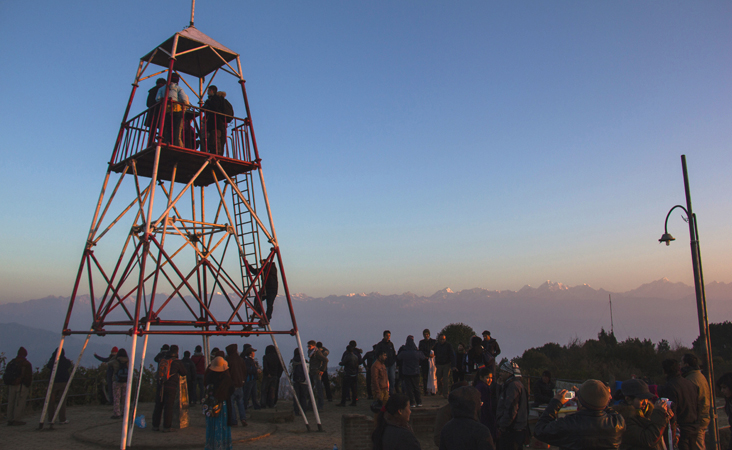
[611,378,673,450]
[534,379,625,450]
[372,393,421,450]
[717,372,732,450]
[440,385,495,450]
[533,370,555,407]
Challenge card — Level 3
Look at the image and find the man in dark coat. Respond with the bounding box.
[534,379,625,450]
[362,347,376,399]
[533,370,555,406]
[180,351,197,405]
[261,345,283,408]
[45,348,73,424]
[5,347,33,426]
[659,359,699,450]
[152,345,187,431]
[397,335,426,407]
[482,331,501,359]
[433,333,456,398]
[374,331,397,394]
[202,85,227,154]
[225,343,247,426]
[419,329,436,395]
[145,78,166,130]
[440,386,495,450]
[495,361,529,450]
[338,344,361,407]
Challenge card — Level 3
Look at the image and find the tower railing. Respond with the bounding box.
[110,101,251,165]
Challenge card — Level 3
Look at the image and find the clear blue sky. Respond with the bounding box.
[1,1,731,303]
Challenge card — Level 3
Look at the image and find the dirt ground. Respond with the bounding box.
[2,396,729,449]
[1,395,445,450]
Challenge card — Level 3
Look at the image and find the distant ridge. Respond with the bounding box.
[1,279,730,364]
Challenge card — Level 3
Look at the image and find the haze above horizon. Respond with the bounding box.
[1,2,731,304]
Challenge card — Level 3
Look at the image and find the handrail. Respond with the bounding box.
[110,101,252,166]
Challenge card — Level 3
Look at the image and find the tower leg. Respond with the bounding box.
[51,332,93,424]
[295,331,323,431]
[38,335,65,429]
[266,326,309,430]
[127,324,151,446]
[120,331,139,450]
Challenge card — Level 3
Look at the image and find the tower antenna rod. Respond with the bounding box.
[189,0,195,27]
[609,294,614,336]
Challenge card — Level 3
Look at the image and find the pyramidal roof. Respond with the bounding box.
[142,26,239,78]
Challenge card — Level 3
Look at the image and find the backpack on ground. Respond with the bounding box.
[157,357,172,384]
[117,361,129,383]
[202,384,222,418]
[2,359,22,386]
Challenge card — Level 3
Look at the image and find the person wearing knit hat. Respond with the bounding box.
[534,379,625,449]
[495,360,528,449]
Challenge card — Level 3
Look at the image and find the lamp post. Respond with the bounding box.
[659,154,718,450]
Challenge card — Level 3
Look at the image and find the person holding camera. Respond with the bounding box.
[611,379,673,450]
[533,379,625,449]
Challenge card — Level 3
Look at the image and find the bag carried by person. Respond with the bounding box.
[117,360,129,383]
[157,357,172,384]
[2,360,22,385]
[202,384,222,418]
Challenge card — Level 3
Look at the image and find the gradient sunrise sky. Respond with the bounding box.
[0,1,730,303]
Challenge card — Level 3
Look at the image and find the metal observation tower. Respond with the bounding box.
[39,11,322,449]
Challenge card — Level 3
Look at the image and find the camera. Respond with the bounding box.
[564,391,575,400]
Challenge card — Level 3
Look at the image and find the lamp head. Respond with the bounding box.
[659,233,675,246]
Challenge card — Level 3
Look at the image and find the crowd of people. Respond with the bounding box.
[4,333,731,450]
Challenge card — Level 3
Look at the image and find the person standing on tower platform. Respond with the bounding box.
[156,73,189,147]
[145,78,166,132]
[217,90,234,152]
[202,85,226,155]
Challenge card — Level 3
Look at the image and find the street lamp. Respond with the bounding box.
[659,155,718,450]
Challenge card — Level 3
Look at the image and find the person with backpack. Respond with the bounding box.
[261,345,283,408]
[45,348,73,424]
[290,348,309,415]
[152,344,187,432]
[181,351,198,405]
[94,346,118,405]
[109,348,129,419]
[4,346,33,426]
[338,343,362,407]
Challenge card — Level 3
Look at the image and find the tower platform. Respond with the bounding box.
[109,143,258,187]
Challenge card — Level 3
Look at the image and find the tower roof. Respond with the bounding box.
[142,26,239,78]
